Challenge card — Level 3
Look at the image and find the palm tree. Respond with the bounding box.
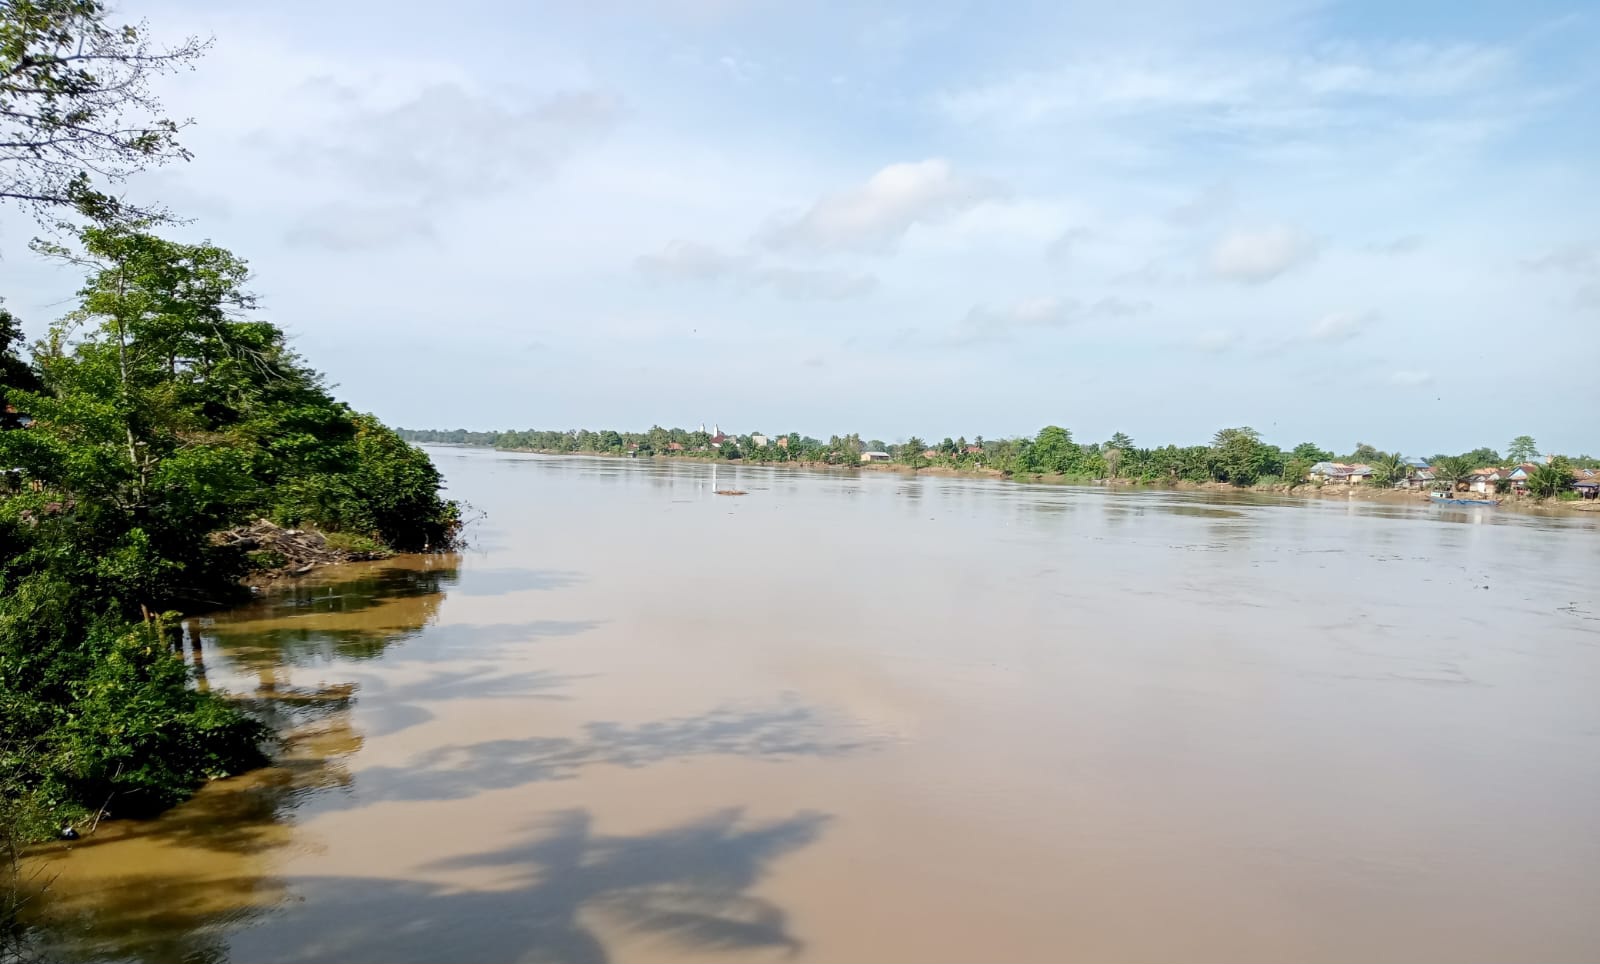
[1526,459,1575,500]
[1371,452,1406,487]
[1430,455,1474,492]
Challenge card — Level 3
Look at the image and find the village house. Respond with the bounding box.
[1572,467,1600,499]
[1505,463,1542,491]
[1466,467,1507,495]
[750,434,769,448]
[860,451,892,463]
[1308,461,1373,484]
[1394,465,1436,489]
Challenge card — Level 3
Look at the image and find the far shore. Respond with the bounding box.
[421,444,1599,517]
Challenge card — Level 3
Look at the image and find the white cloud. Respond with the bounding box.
[952,295,1148,344]
[761,159,1004,253]
[937,42,1511,128]
[1388,370,1434,387]
[1208,226,1318,284]
[1366,234,1423,254]
[1193,329,1241,353]
[1168,183,1235,225]
[274,84,622,203]
[1304,310,1371,343]
[634,241,876,301]
[1046,226,1095,264]
[635,240,749,280]
[755,266,878,301]
[285,203,436,251]
[1523,242,1600,274]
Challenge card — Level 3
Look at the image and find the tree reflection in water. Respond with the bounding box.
[22,559,854,964]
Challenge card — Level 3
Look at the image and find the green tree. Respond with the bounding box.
[1348,442,1382,463]
[1430,455,1474,491]
[1107,431,1133,451]
[1507,435,1538,464]
[898,436,928,468]
[1525,457,1574,499]
[0,228,459,844]
[1370,451,1406,487]
[1292,442,1333,463]
[1,0,208,222]
[0,302,42,422]
[1030,425,1077,474]
[1210,427,1268,485]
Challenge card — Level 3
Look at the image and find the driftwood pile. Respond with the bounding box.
[212,519,385,578]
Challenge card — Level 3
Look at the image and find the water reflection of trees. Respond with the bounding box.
[26,561,860,964]
[193,560,463,671]
[37,808,830,964]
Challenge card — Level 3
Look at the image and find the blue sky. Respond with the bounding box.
[2,0,1597,455]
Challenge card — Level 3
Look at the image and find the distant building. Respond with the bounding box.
[1467,467,1507,495]
[964,445,983,455]
[1308,461,1373,484]
[1395,466,1435,489]
[1506,463,1541,490]
[861,451,891,463]
[750,434,769,448]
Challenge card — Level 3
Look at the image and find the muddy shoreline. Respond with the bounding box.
[437,444,1599,517]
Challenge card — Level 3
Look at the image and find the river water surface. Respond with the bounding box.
[23,448,1600,963]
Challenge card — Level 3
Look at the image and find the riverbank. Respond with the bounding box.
[435,445,1599,517]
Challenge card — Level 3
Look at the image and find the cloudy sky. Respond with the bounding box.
[3,0,1597,454]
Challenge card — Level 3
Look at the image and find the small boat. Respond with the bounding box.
[1430,493,1499,507]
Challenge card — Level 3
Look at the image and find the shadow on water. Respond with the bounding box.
[34,808,830,964]
[326,699,871,813]
[22,555,859,964]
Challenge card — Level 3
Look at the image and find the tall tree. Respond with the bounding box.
[1108,431,1133,451]
[1507,435,1538,464]
[1,0,208,222]
[1292,442,1333,463]
[1030,425,1077,474]
[1211,427,1268,485]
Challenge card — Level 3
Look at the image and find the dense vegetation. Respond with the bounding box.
[401,426,1595,490]
[0,2,458,921]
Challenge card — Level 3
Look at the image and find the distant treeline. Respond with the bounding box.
[398,426,1597,488]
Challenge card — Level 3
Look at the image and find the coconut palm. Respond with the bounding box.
[1526,459,1575,499]
[1430,455,1474,492]
[1370,452,1406,487]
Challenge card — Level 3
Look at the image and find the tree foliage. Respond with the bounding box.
[1210,427,1272,486]
[1,0,208,222]
[0,227,459,840]
[1526,458,1574,499]
[1507,435,1538,464]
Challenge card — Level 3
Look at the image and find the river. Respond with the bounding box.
[22,447,1600,963]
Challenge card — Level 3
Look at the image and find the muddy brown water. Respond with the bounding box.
[21,448,1600,963]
